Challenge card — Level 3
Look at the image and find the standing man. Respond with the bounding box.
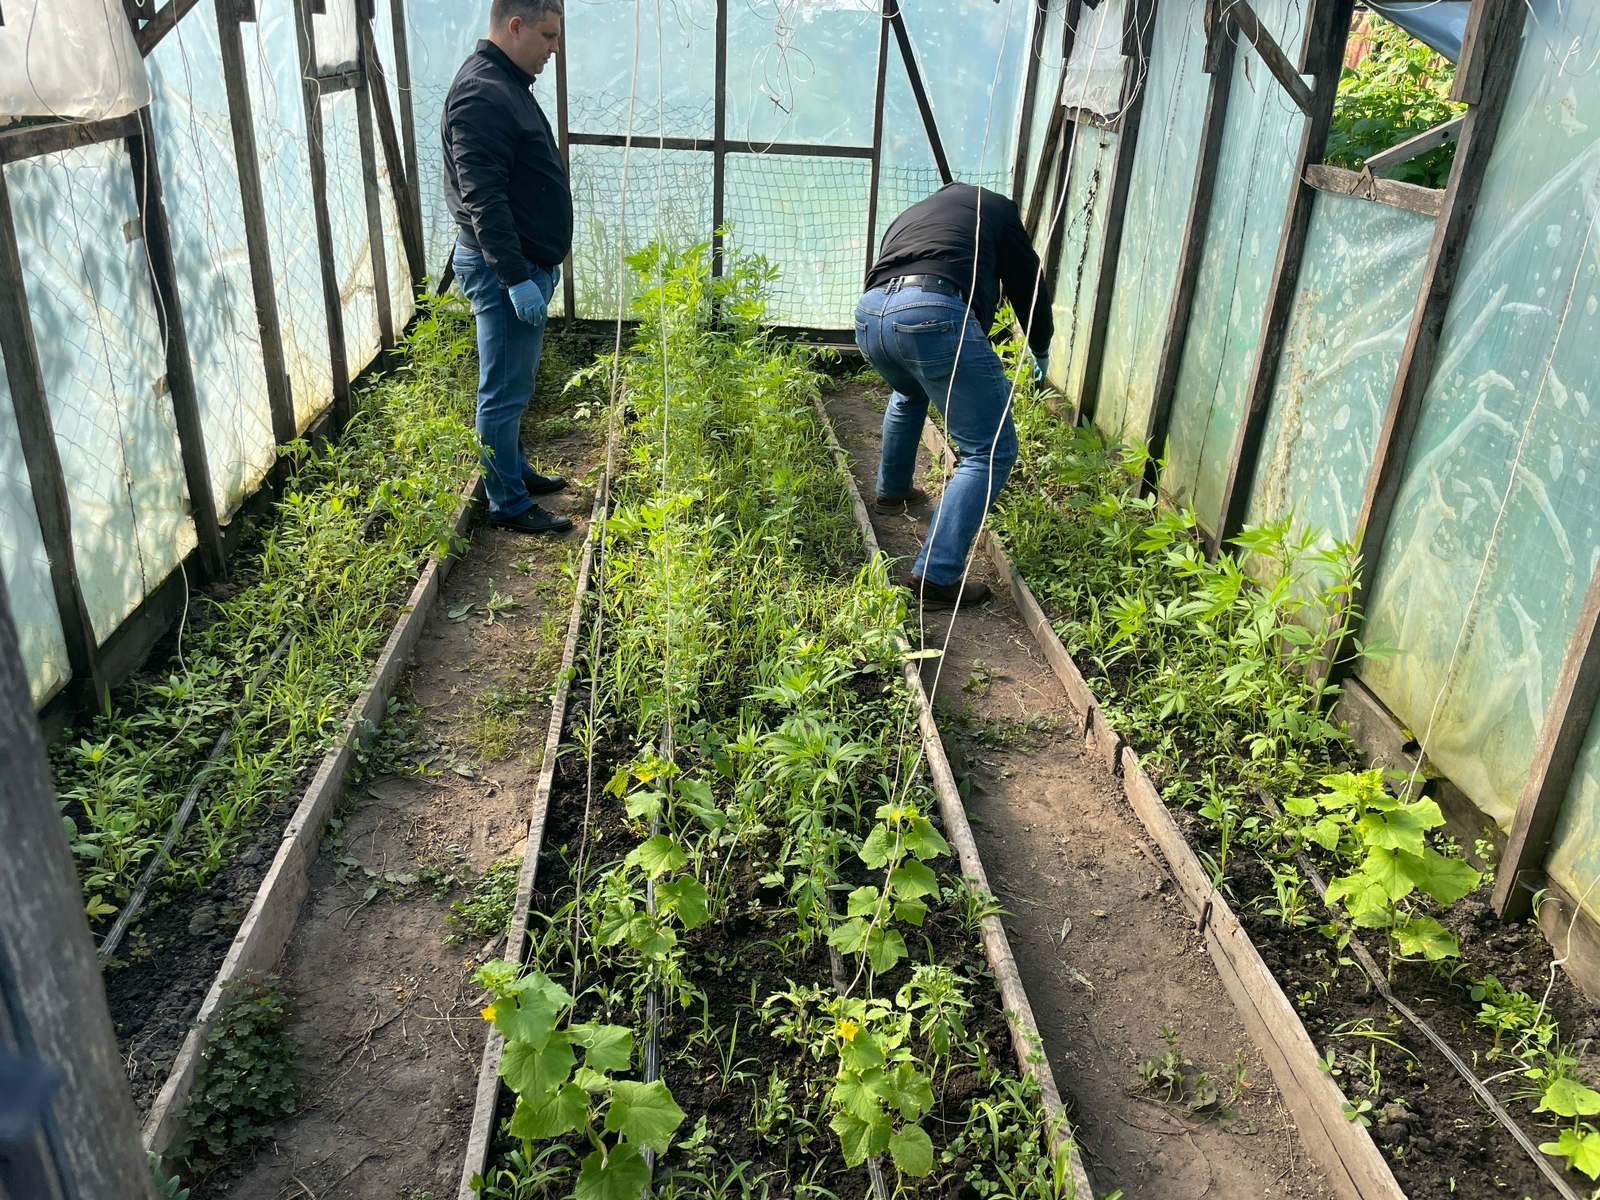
[854,182,1052,609]
[443,0,575,535]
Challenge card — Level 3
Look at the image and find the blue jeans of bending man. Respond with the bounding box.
[854,284,1019,587]
[452,242,559,519]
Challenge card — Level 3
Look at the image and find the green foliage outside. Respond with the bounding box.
[178,972,296,1167]
[1325,16,1464,188]
[55,300,481,927]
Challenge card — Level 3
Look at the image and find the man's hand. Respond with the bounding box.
[509,279,547,327]
[1028,350,1048,382]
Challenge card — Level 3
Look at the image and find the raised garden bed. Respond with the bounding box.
[455,249,1093,1200]
[963,377,1600,1200]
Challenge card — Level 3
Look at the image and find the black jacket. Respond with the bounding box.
[442,41,572,287]
[866,183,1052,355]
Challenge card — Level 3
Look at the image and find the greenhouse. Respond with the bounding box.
[5,0,1600,1196]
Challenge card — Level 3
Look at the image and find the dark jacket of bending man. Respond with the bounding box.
[855,183,1052,610]
[442,0,575,535]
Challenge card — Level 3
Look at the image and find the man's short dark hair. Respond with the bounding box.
[490,0,564,27]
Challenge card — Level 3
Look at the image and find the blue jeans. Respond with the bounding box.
[854,285,1018,586]
[452,243,558,519]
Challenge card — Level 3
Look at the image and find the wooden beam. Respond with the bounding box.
[1024,0,1082,239]
[127,108,229,581]
[1011,0,1053,203]
[314,67,364,93]
[0,113,142,165]
[1073,0,1157,426]
[359,15,425,286]
[1303,163,1445,217]
[563,131,876,158]
[555,12,575,322]
[1335,0,1528,681]
[0,172,106,706]
[864,0,891,281]
[216,0,296,447]
[712,0,729,275]
[135,0,202,55]
[387,0,422,244]
[1363,113,1464,176]
[1214,0,1355,551]
[354,79,395,349]
[294,0,352,428]
[1221,0,1314,115]
[1142,9,1235,485]
[1495,569,1600,919]
[888,0,952,184]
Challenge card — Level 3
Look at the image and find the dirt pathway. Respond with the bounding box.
[195,343,606,1200]
[824,381,1333,1200]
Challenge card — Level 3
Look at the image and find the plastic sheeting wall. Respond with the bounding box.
[146,0,279,519]
[1092,0,1208,442]
[1015,0,1071,214]
[5,144,197,643]
[0,0,151,123]
[1245,194,1433,547]
[1363,0,1600,844]
[1045,126,1118,404]
[1161,0,1307,533]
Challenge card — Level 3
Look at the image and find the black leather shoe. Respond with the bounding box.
[491,505,574,535]
[907,574,992,610]
[874,486,929,514]
[523,470,568,495]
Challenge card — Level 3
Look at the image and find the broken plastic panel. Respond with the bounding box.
[1363,0,1600,848]
[242,0,337,432]
[146,1,279,521]
[1245,193,1433,556]
[1162,0,1308,533]
[5,144,197,643]
[1093,0,1209,443]
[1045,125,1118,404]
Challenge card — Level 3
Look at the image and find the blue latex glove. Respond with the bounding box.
[1029,350,1048,382]
[508,279,547,327]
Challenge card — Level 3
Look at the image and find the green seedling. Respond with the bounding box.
[829,798,951,975]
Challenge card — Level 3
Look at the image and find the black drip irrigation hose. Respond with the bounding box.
[97,488,400,965]
[1252,789,1582,1200]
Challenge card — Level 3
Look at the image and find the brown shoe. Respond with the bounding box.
[907,575,992,610]
[874,486,929,514]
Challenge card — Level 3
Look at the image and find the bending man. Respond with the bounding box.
[855,182,1051,608]
[442,0,574,534]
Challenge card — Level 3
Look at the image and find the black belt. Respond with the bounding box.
[884,274,962,299]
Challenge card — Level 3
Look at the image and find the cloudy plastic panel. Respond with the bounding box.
[1363,0,1600,836]
[0,0,151,124]
[1045,126,1118,405]
[146,2,278,520]
[1162,0,1307,533]
[1014,0,1071,210]
[1093,0,1209,443]
[321,91,384,380]
[727,154,870,327]
[563,0,716,138]
[0,347,71,707]
[5,145,197,642]
[243,0,337,430]
[728,0,877,146]
[1060,0,1129,117]
[568,146,714,319]
[315,0,361,71]
[1246,194,1433,547]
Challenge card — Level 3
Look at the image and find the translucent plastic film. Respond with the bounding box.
[729,0,878,146]
[315,0,361,71]
[1246,193,1433,547]
[0,348,72,708]
[322,91,384,380]
[1161,0,1307,533]
[147,0,278,520]
[1364,0,1600,837]
[1045,125,1118,405]
[1014,0,1071,212]
[0,0,151,124]
[727,154,870,327]
[1093,0,1209,443]
[243,0,336,430]
[5,144,197,642]
[1060,0,1129,117]
[565,0,716,138]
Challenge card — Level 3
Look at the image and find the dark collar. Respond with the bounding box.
[476,39,534,89]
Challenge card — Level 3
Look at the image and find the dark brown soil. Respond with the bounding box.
[824,381,1335,1200]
